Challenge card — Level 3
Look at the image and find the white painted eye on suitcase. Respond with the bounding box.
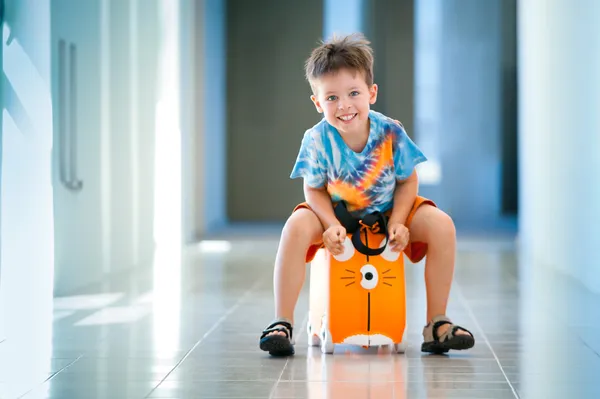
[332,237,355,262]
[360,264,378,289]
[379,237,400,262]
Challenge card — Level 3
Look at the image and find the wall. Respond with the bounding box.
[518,0,600,292]
[226,0,323,222]
[0,0,55,345]
[364,0,415,136]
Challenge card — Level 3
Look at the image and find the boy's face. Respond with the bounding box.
[310,68,378,135]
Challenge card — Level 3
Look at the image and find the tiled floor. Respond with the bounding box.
[1,236,599,398]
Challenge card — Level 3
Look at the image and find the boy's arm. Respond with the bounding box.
[304,182,341,229]
[388,169,419,226]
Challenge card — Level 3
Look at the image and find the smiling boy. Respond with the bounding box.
[259,33,475,356]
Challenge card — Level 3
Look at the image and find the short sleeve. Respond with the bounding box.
[392,124,427,180]
[290,131,327,188]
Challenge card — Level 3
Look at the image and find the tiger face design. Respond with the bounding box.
[309,228,407,352]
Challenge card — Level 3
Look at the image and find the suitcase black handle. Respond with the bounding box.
[334,202,388,256]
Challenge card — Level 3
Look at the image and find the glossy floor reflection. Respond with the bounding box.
[3,237,599,398]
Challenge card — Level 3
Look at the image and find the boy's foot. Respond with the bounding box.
[259,319,295,356]
[421,315,475,354]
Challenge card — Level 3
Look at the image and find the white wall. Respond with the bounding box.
[0,0,55,353]
[518,0,600,292]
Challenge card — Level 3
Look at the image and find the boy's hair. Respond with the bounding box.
[305,33,374,92]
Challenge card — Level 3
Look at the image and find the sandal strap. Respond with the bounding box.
[432,319,453,342]
[423,315,474,343]
[261,320,293,340]
[450,325,474,339]
[436,324,474,342]
[423,315,450,342]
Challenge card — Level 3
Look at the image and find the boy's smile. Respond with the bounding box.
[338,113,357,123]
[310,68,378,136]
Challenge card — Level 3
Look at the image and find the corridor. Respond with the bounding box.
[2,0,600,398]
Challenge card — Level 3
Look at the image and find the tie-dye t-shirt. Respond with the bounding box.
[290,110,427,218]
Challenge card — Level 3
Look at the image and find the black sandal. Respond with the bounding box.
[259,320,295,356]
[421,315,475,354]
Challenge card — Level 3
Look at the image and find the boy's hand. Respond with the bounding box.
[323,225,346,256]
[388,222,409,252]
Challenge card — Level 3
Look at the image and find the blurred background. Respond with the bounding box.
[1,0,599,397]
[2,0,524,298]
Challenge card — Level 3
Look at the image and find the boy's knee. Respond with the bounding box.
[431,210,456,239]
[415,205,455,242]
[282,209,322,242]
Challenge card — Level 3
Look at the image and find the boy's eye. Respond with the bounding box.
[350,91,359,96]
[327,95,337,101]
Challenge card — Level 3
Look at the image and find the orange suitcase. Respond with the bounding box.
[307,209,407,354]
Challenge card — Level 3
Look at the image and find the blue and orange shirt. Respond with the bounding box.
[290,110,427,218]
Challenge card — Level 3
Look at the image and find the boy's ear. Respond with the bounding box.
[369,83,378,104]
[310,95,323,113]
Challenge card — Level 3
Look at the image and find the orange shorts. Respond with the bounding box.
[293,196,436,264]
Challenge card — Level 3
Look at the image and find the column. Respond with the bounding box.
[324,0,364,38]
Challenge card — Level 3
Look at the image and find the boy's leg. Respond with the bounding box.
[406,201,474,352]
[260,207,324,355]
[274,207,324,323]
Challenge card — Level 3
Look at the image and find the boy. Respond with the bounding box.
[259,33,474,356]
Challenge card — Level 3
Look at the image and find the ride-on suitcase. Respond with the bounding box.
[307,203,407,354]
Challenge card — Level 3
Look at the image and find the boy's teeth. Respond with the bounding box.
[340,114,355,121]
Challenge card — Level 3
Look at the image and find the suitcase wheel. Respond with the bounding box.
[307,321,321,346]
[395,343,407,354]
[320,323,334,354]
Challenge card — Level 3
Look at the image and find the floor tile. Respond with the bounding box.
[3,235,599,398]
[148,380,276,398]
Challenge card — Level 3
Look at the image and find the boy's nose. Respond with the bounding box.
[337,100,350,110]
